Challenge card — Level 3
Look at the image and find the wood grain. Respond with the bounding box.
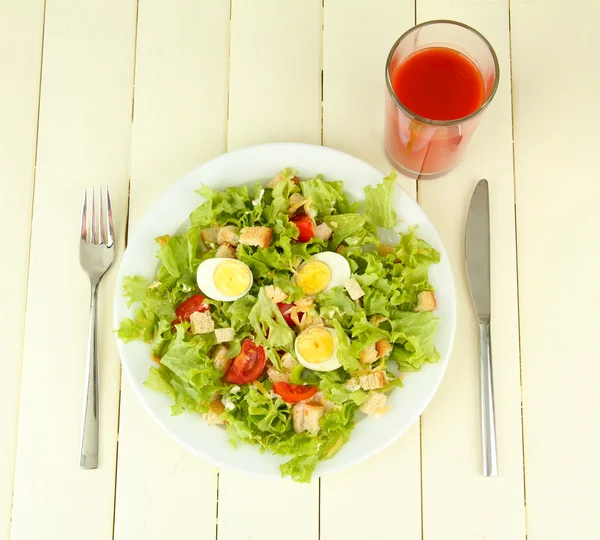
[320,2,422,539]
[0,1,45,538]
[112,1,230,539]
[511,1,600,538]
[416,3,526,539]
[218,2,322,539]
[9,1,137,538]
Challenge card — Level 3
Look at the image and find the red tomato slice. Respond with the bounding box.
[273,382,318,404]
[291,215,316,242]
[225,339,267,384]
[277,302,304,327]
[175,294,208,321]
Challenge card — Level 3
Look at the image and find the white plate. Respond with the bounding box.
[114,142,456,480]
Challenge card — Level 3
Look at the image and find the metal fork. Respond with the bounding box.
[79,186,115,469]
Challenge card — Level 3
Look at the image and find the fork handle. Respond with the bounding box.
[80,281,100,469]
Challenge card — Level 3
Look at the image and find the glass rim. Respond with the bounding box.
[385,19,500,127]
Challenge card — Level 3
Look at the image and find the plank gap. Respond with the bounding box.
[8,0,48,529]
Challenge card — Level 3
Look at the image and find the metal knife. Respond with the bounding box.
[465,179,498,477]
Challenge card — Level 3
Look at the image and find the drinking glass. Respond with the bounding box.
[385,20,499,179]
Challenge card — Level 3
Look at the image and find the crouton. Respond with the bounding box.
[375,338,393,359]
[190,311,214,335]
[344,278,365,300]
[359,343,378,364]
[211,344,231,371]
[281,352,297,371]
[239,226,273,248]
[359,391,388,416]
[345,378,361,392]
[315,222,333,242]
[205,399,226,425]
[267,367,290,384]
[359,371,387,390]
[292,401,325,434]
[264,285,288,304]
[217,225,239,246]
[370,315,388,327]
[416,290,437,312]
[201,225,219,245]
[288,193,305,214]
[215,242,237,259]
[214,328,235,344]
[376,244,395,256]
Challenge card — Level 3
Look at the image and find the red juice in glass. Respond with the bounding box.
[385,21,499,178]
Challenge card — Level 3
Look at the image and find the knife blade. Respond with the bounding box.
[465,179,498,477]
[466,179,491,322]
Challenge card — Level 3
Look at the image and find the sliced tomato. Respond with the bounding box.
[291,214,316,242]
[225,339,267,384]
[277,302,304,327]
[272,382,318,404]
[175,294,208,321]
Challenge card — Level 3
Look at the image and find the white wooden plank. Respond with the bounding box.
[0,1,44,538]
[227,0,322,151]
[320,2,422,540]
[511,1,600,538]
[113,1,229,538]
[9,1,137,539]
[416,3,526,540]
[218,2,322,539]
[323,0,416,197]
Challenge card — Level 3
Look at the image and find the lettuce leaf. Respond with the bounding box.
[364,170,397,228]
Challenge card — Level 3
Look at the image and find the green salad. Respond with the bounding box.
[118,168,440,482]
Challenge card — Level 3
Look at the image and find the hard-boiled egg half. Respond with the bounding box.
[295,251,351,295]
[295,325,341,372]
[196,258,253,301]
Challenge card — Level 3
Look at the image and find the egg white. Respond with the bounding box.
[295,326,342,372]
[196,257,253,302]
[311,251,351,293]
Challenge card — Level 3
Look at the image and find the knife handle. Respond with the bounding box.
[478,320,498,477]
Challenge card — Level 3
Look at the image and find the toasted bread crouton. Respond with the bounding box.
[359,371,387,390]
[345,378,361,392]
[292,401,325,434]
[217,225,239,246]
[190,311,214,335]
[375,338,393,359]
[370,315,388,327]
[211,344,231,371]
[267,366,290,384]
[314,222,333,241]
[239,226,273,248]
[344,278,365,300]
[359,343,378,364]
[359,391,388,416]
[288,193,305,214]
[215,242,237,259]
[201,225,219,245]
[205,399,226,425]
[214,328,235,344]
[281,352,297,371]
[264,285,288,304]
[376,244,395,256]
[416,290,437,312]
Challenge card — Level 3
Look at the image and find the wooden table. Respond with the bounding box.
[3,1,599,539]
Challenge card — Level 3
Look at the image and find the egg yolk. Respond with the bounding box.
[295,260,331,295]
[213,260,251,297]
[297,327,335,364]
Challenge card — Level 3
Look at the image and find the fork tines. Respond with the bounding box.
[80,186,114,246]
